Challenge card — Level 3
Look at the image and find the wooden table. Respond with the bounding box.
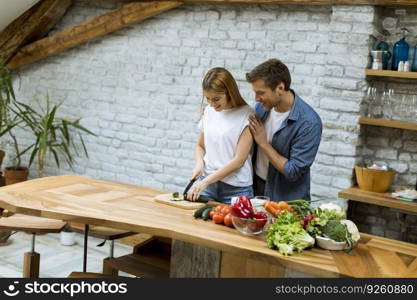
[0,175,416,278]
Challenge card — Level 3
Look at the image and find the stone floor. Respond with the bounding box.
[0,232,134,278]
[0,232,314,278]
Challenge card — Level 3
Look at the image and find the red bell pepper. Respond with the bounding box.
[237,196,253,210]
[253,211,267,220]
[231,205,246,218]
[231,196,255,218]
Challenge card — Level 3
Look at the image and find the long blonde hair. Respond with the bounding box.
[201,68,247,113]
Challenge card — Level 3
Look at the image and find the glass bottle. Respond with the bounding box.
[391,28,410,71]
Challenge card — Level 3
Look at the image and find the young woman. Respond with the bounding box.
[187,67,254,204]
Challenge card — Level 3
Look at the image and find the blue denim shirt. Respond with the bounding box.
[255,91,322,202]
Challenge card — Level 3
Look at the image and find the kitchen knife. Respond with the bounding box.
[182,178,197,198]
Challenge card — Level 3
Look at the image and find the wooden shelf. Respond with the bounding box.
[338,187,417,214]
[359,117,417,131]
[366,69,417,79]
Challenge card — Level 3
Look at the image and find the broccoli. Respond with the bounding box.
[322,220,350,242]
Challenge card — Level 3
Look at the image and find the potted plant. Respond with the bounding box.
[0,57,17,170]
[3,121,32,185]
[0,57,16,242]
[13,93,96,178]
[0,58,27,185]
[60,223,76,246]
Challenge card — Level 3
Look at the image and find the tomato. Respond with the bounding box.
[220,205,231,215]
[209,210,216,219]
[212,213,224,224]
[232,216,247,228]
[247,218,267,233]
[223,213,233,227]
[215,205,225,213]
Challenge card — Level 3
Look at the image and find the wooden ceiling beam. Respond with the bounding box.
[77,0,137,2]
[0,0,73,63]
[8,1,183,70]
[136,0,417,5]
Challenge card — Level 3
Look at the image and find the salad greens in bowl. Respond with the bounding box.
[265,199,360,256]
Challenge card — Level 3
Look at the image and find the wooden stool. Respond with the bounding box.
[0,209,14,245]
[0,214,65,278]
[0,209,14,217]
[102,235,171,277]
[68,222,137,275]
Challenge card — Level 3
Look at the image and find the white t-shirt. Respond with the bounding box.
[255,109,290,180]
[199,104,254,187]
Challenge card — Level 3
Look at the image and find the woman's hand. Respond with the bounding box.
[187,180,209,201]
[190,163,204,180]
[249,115,268,147]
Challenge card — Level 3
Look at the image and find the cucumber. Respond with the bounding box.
[202,207,213,220]
[197,195,211,203]
[194,205,210,218]
[184,194,211,203]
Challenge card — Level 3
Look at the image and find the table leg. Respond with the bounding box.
[170,240,285,278]
[170,240,220,277]
[83,224,89,272]
[347,200,357,219]
[219,252,285,277]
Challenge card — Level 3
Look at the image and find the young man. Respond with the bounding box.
[247,59,322,202]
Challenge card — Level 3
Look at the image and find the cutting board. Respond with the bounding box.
[153,194,206,210]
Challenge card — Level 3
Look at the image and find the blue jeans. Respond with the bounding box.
[200,177,253,205]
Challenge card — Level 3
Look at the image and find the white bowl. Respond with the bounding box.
[315,236,349,250]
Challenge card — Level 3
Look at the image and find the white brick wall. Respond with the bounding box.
[6,2,404,206]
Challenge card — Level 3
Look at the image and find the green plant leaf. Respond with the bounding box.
[61,119,70,142]
[61,142,73,166]
[50,148,60,168]
[68,120,97,136]
[79,135,88,157]
[28,145,39,167]
[19,144,34,157]
[46,104,58,133]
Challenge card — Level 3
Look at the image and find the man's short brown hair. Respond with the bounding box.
[245,59,291,91]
